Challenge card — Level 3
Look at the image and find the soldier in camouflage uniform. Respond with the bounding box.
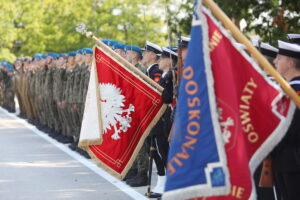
[2,62,16,112]
[44,52,62,136]
[0,63,4,106]
[62,52,76,141]
[122,45,146,182]
[54,53,73,143]
[19,60,30,118]
[44,53,54,132]
[125,45,146,74]
[34,56,45,128]
[79,48,92,122]
[0,62,7,108]
[12,58,26,117]
[27,57,38,123]
[24,60,35,120]
[36,55,48,130]
[71,49,84,142]
[126,41,163,187]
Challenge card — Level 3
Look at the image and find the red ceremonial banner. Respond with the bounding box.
[85,46,165,178]
[196,9,295,200]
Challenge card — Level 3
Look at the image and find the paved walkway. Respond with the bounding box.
[0,108,150,200]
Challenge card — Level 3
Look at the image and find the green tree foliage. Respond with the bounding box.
[1,0,299,63]
[245,0,300,44]
[0,0,166,63]
[163,0,300,45]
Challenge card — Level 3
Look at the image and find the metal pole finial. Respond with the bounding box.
[76,23,94,38]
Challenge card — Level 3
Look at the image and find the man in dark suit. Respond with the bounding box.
[148,47,178,198]
[272,40,300,200]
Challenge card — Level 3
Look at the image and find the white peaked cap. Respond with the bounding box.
[278,40,300,59]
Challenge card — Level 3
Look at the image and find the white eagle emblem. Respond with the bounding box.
[99,83,135,140]
[218,107,234,144]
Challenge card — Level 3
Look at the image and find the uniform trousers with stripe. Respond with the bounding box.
[151,135,169,176]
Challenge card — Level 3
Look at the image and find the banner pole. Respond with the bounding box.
[203,0,300,108]
[145,138,155,197]
[177,32,183,85]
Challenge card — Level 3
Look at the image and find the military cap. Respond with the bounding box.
[252,40,278,58]
[143,41,162,55]
[260,43,278,58]
[68,51,76,57]
[46,52,58,59]
[160,47,178,61]
[124,45,142,55]
[2,61,14,71]
[112,42,126,50]
[251,39,260,48]
[287,34,300,45]
[107,40,117,47]
[59,53,68,57]
[34,53,44,60]
[166,46,178,52]
[278,40,300,60]
[83,48,93,54]
[180,36,190,48]
[1,60,8,66]
[76,49,84,54]
[6,63,14,72]
[102,40,110,45]
[54,53,60,59]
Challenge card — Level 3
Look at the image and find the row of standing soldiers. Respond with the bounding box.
[1,49,93,156]
[0,38,190,199]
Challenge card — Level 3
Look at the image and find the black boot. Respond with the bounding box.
[126,173,148,187]
[123,168,138,181]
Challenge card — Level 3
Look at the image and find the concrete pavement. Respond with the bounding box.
[0,108,152,200]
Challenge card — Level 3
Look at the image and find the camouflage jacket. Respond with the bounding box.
[72,64,83,103]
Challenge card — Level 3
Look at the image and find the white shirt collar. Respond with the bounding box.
[162,71,168,78]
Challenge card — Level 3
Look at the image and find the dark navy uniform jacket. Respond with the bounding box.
[272,76,300,172]
[149,69,175,138]
[146,63,162,83]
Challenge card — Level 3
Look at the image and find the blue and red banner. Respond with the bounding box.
[163,3,230,199]
[163,2,295,200]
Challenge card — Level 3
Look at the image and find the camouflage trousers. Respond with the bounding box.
[131,138,150,176]
[0,85,4,106]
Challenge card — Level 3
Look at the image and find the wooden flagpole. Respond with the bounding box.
[84,32,164,93]
[203,0,300,108]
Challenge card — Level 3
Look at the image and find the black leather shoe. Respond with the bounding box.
[80,150,91,159]
[147,192,162,198]
[69,143,77,151]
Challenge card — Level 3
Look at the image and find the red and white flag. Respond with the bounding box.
[79,44,166,179]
